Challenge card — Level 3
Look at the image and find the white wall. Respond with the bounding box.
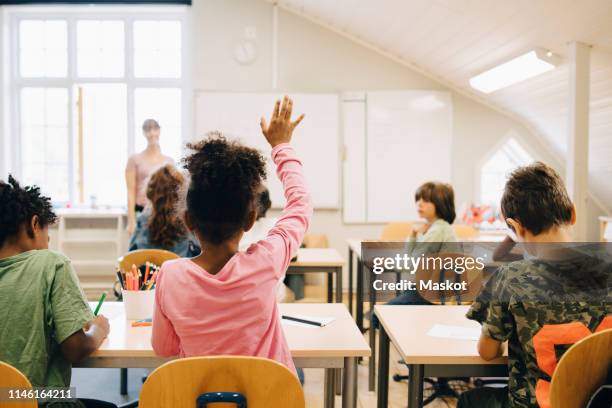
[0,8,6,179]
[191,0,602,278]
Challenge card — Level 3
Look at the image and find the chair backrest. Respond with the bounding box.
[139,356,305,408]
[550,329,612,408]
[302,234,329,248]
[452,224,479,240]
[117,249,179,272]
[0,361,37,408]
[416,252,484,305]
[381,222,413,241]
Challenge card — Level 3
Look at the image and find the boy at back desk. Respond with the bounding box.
[460,162,612,408]
[0,176,112,408]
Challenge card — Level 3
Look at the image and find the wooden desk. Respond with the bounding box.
[374,305,508,408]
[289,248,345,303]
[349,239,505,391]
[77,302,369,408]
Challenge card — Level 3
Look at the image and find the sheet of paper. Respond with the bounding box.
[281,315,336,329]
[427,324,480,341]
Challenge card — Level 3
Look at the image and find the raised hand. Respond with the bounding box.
[260,96,305,148]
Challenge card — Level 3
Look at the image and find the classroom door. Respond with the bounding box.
[75,83,128,206]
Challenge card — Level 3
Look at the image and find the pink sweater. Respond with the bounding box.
[151,143,313,374]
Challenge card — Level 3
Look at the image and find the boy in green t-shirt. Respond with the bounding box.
[459,163,612,408]
[0,176,114,408]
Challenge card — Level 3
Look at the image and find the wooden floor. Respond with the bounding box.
[301,343,460,408]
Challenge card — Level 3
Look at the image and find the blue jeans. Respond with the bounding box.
[371,290,432,329]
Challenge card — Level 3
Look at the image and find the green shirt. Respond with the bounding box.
[0,250,93,405]
[406,219,458,255]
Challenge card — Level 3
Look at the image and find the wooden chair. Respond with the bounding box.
[139,356,305,408]
[381,222,413,241]
[0,361,37,408]
[416,253,484,305]
[117,248,180,272]
[452,224,479,240]
[550,328,612,408]
[302,233,329,249]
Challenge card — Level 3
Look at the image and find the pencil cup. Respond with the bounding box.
[123,289,156,320]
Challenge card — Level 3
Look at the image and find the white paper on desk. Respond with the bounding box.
[427,324,480,341]
[281,315,335,329]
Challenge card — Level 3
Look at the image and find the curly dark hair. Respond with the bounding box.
[146,165,188,248]
[0,175,57,247]
[182,133,267,245]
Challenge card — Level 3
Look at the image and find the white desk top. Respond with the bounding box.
[89,302,369,360]
[292,248,345,267]
[374,305,507,365]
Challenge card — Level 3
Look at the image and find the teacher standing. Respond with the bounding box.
[125,119,174,235]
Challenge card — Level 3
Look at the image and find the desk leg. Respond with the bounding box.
[120,368,128,395]
[377,326,390,408]
[407,364,424,408]
[368,267,376,392]
[327,272,333,304]
[335,267,343,304]
[324,368,335,408]
[335,266,344,397]
[348,248,354,316]
[342,357,358,408]
[356,258,364,333]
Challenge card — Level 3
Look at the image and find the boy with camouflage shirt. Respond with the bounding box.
[458,162,612,408]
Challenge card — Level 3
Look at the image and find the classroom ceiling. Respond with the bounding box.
[273,0,612,211]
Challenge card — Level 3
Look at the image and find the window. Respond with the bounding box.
[10,7,189,206]
[480,138,533,206]
[19,20,68,78]
[77,20,125,78]
[20,88,70,201]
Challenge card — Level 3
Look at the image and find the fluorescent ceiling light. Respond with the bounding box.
[469,49,561,94]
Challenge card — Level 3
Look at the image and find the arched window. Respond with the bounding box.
[480,138,533,206]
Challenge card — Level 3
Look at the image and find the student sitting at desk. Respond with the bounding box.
[129,164,200,257]
[460,162,612,408]
[407,181,458,250]
[0,176,113,408]
[151,96,311,377]
[372,182,458,327]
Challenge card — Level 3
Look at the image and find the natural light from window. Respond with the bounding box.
[14,9,187,207]
[480,138,533,206]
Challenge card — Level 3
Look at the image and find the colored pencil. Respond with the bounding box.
[94,292,106,316]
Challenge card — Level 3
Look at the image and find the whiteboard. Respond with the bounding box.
[195,92,340,208]
[343,91,453,223]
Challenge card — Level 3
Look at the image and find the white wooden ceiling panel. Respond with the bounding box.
[272,0,612,210]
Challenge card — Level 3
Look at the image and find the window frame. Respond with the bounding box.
[476,131,537,206]
[6,5,192,205]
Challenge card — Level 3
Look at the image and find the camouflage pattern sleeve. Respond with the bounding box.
[466,266,514,341]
